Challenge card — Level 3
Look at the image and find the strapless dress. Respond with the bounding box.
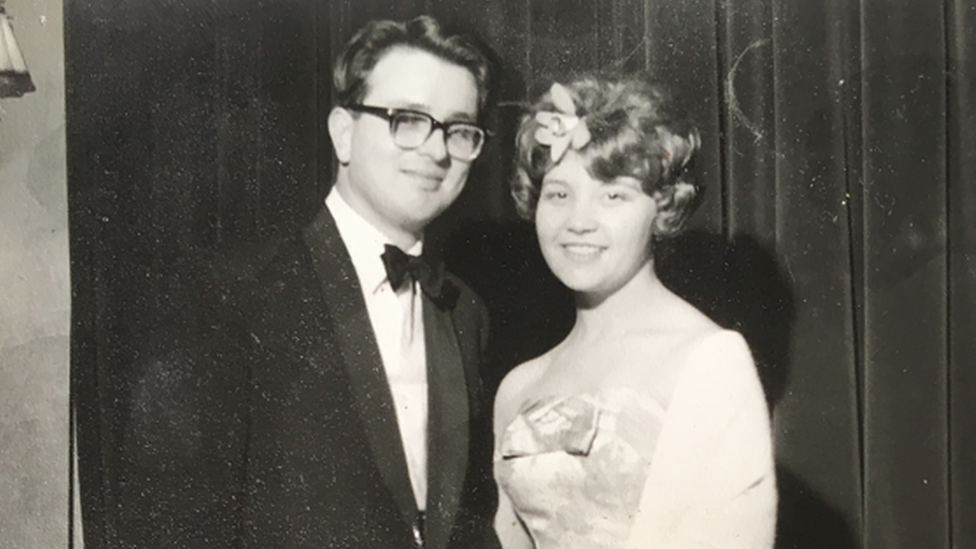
[494,389,666,549]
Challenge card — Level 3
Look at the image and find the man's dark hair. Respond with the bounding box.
[333,15,492,114]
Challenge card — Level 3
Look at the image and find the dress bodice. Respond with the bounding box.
[494,389,667,549]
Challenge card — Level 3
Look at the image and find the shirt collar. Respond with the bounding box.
[325,188,423,295]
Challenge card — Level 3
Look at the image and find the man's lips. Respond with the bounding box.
[402,168,446,183]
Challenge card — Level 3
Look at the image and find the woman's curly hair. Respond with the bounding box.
[512,76,702,238]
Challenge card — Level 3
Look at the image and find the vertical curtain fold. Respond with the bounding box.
[860,1,951,547]
[947,1,976,548]
[767,0,864,543]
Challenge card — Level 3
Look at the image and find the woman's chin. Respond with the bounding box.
[555,275,614,300]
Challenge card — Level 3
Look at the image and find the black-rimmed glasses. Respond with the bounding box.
[346,104,487,161]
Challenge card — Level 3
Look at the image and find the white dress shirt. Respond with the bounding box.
[326,189,428,511]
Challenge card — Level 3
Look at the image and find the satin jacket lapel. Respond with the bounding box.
[301,207,418,529]
[424,293,470,549]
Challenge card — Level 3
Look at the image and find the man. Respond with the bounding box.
[198,15,498,549]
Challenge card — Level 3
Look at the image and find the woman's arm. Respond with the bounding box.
[494,488,533,549]
[626,330,777,549]
[491,362,540,549]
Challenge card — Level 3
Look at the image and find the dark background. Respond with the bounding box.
[67,0,976,548]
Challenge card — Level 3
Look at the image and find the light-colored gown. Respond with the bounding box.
[494,331,777,549]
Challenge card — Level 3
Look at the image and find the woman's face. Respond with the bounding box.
[535,150,659,298]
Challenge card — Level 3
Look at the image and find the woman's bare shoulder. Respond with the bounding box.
[681,329,754,371]
[619,319,733,405]
[658,328,764,422]
[493,354,550,432]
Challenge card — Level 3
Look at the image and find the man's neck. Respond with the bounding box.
[332,179,423,251]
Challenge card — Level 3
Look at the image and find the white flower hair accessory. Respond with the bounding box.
[533,83,592,163]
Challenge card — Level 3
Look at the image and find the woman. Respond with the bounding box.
[493,76,776,549]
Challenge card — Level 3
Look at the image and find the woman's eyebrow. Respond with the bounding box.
[603,177,642,190]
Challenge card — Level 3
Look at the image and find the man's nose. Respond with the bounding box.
[416,127,450,163]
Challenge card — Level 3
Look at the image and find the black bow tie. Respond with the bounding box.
[381,244,458,308]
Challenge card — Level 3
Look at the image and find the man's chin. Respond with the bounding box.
[393,205,442,234]
[405,193,456,218]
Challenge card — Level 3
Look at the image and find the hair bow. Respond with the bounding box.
[534,83,592,163]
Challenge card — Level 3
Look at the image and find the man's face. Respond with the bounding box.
[332,47,480,243]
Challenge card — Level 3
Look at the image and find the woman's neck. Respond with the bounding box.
[569,262,671,343]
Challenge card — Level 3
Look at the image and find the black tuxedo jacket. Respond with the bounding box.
[122,206,498,549]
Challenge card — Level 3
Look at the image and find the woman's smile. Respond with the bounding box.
[560,242,606,260]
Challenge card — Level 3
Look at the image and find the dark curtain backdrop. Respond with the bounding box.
[67,0,975,548]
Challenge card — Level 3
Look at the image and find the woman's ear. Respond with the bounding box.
[328,107,354,164]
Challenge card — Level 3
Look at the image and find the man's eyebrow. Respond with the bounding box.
[395,103,477,123]
[395,102,432,112]
[444,111,478,123]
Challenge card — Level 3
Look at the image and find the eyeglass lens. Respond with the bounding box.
[391,112,484,159]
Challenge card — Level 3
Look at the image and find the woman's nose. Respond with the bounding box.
[566,199,598,233]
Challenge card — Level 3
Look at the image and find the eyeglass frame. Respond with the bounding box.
[344,104,489,161]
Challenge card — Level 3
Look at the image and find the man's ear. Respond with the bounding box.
[328,106,354,164]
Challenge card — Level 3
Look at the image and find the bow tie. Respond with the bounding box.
[381,244,458,308]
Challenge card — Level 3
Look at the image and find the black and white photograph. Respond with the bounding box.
[0,0,974,548]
